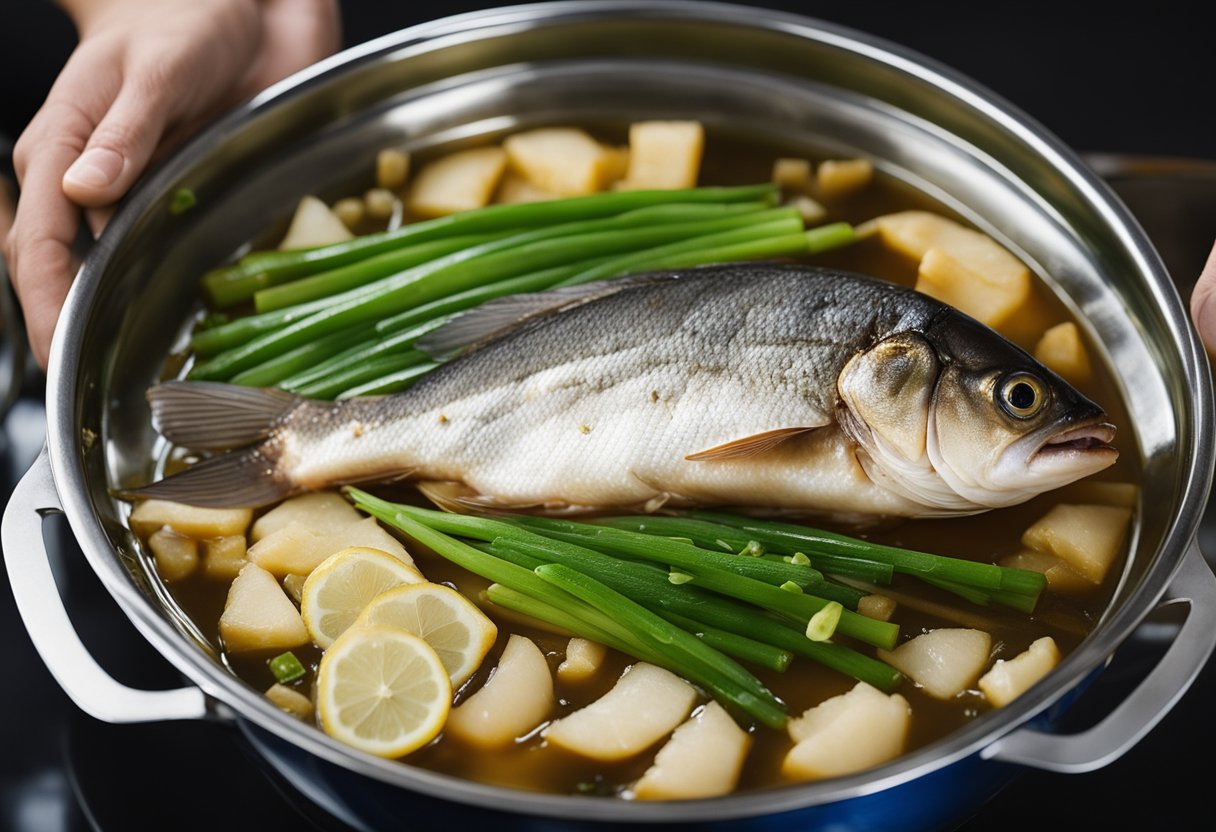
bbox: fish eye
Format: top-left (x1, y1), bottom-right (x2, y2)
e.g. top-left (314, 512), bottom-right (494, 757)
top-left (998, 373), bottom-right (1047, 419)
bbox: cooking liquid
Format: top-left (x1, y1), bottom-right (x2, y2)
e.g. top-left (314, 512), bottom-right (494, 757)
top-left (152, 131), bottom-right (1137, 797)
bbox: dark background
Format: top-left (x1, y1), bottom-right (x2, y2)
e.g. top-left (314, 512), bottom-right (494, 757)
top-left (4, 1), bottom-right (1214, 160)
top-left (0, 2), bottom-right (1213, 831)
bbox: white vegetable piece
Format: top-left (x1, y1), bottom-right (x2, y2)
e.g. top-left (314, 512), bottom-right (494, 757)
top-left (619, 121), bottom-right (704, 190)
top-left (787, 195), bottom-right (827, 225)
top-left (265, 684), bottom-right (313, 719)
top-left (331, 197), bottom-right (365, 231)
top-left (251, 491), bottom-right (365, 542)
top-left (445, 635), bottom-right (554, 749)
top-left (129, 499), bottom-right (251, 539)
top-left (874, 211), bottom-right (1031, 330)
top-left (494, 171), bottom-right (558, 204)
top-left (1033, 321), bottom-right (1092, 384)
top-left (999, 549), bottom-right (1092, 595)
top-left (858, 594), bottom-right (897, 622)
top-left (278, 195), bottom-right (354, 250)
top-left (148, 527), bottom-right (199, 582)
top-left (1055, 480), bottom-right (1138, 509)
top-left (878, 628), bottom-right (992, 700)
top-left (1021, 504), bottom-right (1133, 583)
top-left (542, 663), bottom-right (698, 761)
top-left (248, 517), bottom-right (412, 577)
top-left (979, 637), bottom-right (1060, 707)
top-left (783, 682), bottom-right (911, 781)
top-left (282, 573), bottom-right (307, 604)
top-left (771, 157), bottom-right (813, 191)
top-left (503, 127), bottom-right (617, 196)
top-left (407, 146), bottom-right (507, 218)
top-left (557, 638), bottom-right (608, 683)
top-left (632, 702), bottom-right (751, 800)
top-left (815, 158), bottom-right (873, 200)
top-left (917, 247), bottom-right (1030, 331)
top-left (200, 535), bottom-right (247, 582)
top-left (363, 187), bottom-right (397, 221)
top-left (376, 148), bottom-right (411, 191)
top-left (219, 563), bottom-right (309, 652)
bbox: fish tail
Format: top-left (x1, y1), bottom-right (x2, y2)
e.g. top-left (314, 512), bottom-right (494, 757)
top-left (147, 380), bottom-right (300, 449)
top-left (121, 448), bottom-right (293, 508)
top-left (121, 381), bottom-right (303, 508)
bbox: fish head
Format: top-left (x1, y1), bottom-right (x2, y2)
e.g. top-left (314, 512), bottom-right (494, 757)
top-left (838, 310), bottom-right (1117, 513)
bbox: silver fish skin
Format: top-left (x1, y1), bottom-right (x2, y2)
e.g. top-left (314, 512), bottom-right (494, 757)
top-left (136, 263), bottom-right (1117, 518)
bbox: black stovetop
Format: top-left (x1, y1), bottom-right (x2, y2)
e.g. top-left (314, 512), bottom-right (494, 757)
top-left (2, 4), bottom-right (1214, 831)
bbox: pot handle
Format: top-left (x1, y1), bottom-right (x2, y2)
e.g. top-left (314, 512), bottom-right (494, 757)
top-left (984, 538), bottom-right (1216, 772)
top-left (2, 447), bottom-right (211, 723)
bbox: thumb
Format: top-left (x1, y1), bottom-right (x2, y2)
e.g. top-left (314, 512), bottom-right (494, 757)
top-left (1190, 240), bottom-right (1216, 354)
top-left (62, 81), bottom-right (170, 207)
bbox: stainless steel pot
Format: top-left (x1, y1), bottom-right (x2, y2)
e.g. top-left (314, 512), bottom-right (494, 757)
top-left (5, 3), bottom-right (1215, 830)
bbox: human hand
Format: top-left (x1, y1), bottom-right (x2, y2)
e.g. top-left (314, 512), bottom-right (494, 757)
top-left (3, 0), bottom-right (341, 369)
top-left (1191, 241), bottom-right (1216, 357)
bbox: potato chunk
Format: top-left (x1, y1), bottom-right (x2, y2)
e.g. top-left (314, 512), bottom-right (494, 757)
top-left (248, 517), bottom-right (412, 577)
top-left (1021, 504), bottom-right (1133, 583)
top-left (916, 247), bottom-right (1031, 330)
top-left (783, 682), bottom-right (910, 781)
top-left (278, 195), bottom-right (354, 250)
top-left (1034, 321), bottom-right (1092, 384)
top-left (632, 702), bottom-right (751, 800)
top-left (129, 499), bottom-right (252, 539)
top-left (363, 187), bottom-right (397, 221)
top-left (816, 158), bottom-right (873, 200)
top-left (1055, 480), bottom-right (1138, 509)
top-left (858, 594), bottom-right (897, 622)
top-left (265, 683), bottom-right (313, 719)
top-left (282, 573), bottom-right (307, 604)
top-left (772, 157), bottom-right (813, 191)
top-left (148, 527), bottom-right (199, 583)
top-left (618, 121), bottom-right (704, 190)
top-left (332, 197), bottom-right (364, 231)
top-left (494, 171), bottom-right (558, 204)
top-left (557, 638), bottom-right (608, 683)
top-left (878, 629), bottom-right (991, 700)
top-left (542, 663), bottom-right (697, 761)
top-left (979, 637), bottom-right (1060, 707)
top-left (200, 535), bottom-right (247, 581)
top-left (787, 195), bottom-right (827, 225)
top-left (375, 148), bottom-right (411, 191)
top-left (406, 146), bottom-right (507, 218)
top-left (999, 549), bottom-right (1092, 595)
top-left (220, 563), bottom-right (309, 652)
top-left (445, 635), bottom-right (554, 748)
top-left (601, 146), bottom-right (630, 186)
top-left (874, 211), bottom-right (1031, 330)
top-left (251, 491), bottom-right (364, 542)
top-left (504, 127), bottom-right (616, 196)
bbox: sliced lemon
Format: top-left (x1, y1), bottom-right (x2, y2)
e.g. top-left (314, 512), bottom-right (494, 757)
top-left (301, 546), bottom-right (425, 648)
top-left (355, 582), bottom-right (498, 688)
top-left (316, 625), bottom-right (451, 758)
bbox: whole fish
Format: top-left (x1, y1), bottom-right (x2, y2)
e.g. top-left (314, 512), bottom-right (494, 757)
top-left (133, 263), bottom-right (1117, 519)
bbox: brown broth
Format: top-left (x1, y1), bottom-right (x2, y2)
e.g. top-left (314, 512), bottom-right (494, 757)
top-left (144, 128), bottom-right (1139, 799)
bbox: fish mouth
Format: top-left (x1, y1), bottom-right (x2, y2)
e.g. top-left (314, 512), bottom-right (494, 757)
top-left (1029, 418), bottom-right (1119, 473)
top-left (1037, 419), bottom-right (1118, 454)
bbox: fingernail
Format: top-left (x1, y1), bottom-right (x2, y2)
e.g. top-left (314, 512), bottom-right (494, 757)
top-left (64, 147), bottom-right (124, 190)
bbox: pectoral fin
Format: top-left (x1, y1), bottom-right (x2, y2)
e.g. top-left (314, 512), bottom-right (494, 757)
top-left (686, 427), bottom-right (819, 461)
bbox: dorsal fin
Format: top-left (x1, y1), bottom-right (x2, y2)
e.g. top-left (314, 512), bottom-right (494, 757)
top-left (416, 275), bottom-right (669, 360)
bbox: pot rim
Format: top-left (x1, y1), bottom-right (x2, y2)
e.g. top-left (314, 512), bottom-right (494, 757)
top-left (42, 0), bottom-right (1214, 822)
